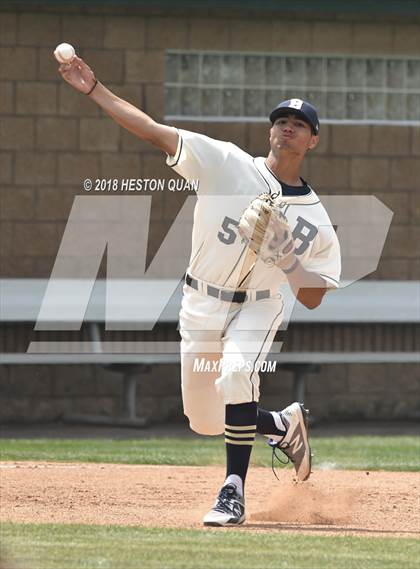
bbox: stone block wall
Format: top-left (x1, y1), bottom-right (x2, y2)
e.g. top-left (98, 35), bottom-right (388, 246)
top-left (1, 3), bottom-right (419, 279)
top-left (0, 362), bottom-right (184, 424)
top-left (2, 359), bottom-right (419, 424)
top-left (0, 3), bottom-right (419, 422)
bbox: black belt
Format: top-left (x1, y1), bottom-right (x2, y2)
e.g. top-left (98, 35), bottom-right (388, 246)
top-left (185, 274), bottom-right (270, 303)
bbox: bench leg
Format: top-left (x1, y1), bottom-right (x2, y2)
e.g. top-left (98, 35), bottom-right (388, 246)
top-left (293, 369), bottom-right (306, 404)
top-left (123, 373), bottom-right (138, 421)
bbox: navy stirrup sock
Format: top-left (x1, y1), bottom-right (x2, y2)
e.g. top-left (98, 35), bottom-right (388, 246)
top-left (225, 402), bottom-right (257, 494)
top-left (256, 407), bottom-right (287, 436)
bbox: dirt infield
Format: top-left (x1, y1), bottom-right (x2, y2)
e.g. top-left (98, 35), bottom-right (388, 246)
top-left (1, 462), bottom-right (419, 538)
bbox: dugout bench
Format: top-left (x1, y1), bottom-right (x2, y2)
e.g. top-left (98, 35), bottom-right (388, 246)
top-left (1, 279), bottom-right (419, 426)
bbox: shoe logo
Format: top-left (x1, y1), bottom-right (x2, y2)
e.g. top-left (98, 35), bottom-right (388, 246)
top-left (290, 434), bottom-right (303, 454)
top-left (214, 486), bottom-right (244, 518)
top-left (231, 502), bottom-right (243, 517)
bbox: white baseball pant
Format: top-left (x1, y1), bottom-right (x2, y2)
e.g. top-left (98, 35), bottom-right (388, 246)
top-left (179, 283), bottom-right (284, 435)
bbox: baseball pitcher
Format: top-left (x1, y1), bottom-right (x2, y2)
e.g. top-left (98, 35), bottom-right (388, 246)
top-left (59, 55), bottom-right (341, 527)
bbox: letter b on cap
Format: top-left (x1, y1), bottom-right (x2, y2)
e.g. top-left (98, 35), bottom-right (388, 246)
top-left (290, 99), bottom-right (304, 109)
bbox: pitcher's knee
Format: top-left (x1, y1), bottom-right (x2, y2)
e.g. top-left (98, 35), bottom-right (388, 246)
top-left (216, 370), bottom-right (260, 405)
top-left (186, 415), bottom-right (224, 436)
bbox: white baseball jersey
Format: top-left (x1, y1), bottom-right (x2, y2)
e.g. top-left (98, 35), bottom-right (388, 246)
top-left (167, 129), bottom-right (341, 291)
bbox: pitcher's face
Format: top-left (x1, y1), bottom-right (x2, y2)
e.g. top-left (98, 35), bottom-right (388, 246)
top-left (269, 113), bottom-right (319, 157)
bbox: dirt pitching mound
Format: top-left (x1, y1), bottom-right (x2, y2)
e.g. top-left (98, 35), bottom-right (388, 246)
top-left (252, 479), bottom-right (354, 526)
top-left (1, 462), bottom-right (418, 537)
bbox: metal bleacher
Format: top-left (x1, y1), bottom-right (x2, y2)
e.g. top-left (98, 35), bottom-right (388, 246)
top-left (1, 279), bottom-right (419, 426)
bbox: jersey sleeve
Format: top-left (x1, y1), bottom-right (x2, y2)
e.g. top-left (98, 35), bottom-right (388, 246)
top-left (166, 129), bottom-right (231, 191)
top-left (305, 226), bottom-right (341, 288)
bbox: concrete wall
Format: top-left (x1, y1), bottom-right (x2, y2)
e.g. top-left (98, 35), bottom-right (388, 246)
top-left (0, 3), bottom-right (419, 422)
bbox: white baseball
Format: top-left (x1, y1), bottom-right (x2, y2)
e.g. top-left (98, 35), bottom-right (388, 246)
top-left (54, 43), bottom-right (76, 64)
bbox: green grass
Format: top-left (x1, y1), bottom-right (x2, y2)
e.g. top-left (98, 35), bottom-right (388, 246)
top-left (1, 523), bottom-right (419, 569)
top-left (1, 436), bottom-right (419, 471)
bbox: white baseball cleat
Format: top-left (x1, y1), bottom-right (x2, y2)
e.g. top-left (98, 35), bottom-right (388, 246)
top-left (268, 402), bottom-right (312, 481)
top-left (203, 483), bottom-right (245, 527)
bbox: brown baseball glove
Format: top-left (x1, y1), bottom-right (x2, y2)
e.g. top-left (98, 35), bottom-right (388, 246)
top-left (238, 193), bottom-right (295, 267)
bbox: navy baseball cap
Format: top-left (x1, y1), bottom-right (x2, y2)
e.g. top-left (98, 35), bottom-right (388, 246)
top-left (269, 99), bottom-right (320, 135)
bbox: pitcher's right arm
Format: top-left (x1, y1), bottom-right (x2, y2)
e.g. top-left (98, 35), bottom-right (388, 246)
top-left (59, 56), bottom-right (178, 156)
